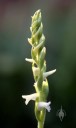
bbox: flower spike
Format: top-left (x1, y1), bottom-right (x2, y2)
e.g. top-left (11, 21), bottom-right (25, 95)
top-left (22, 10), bottom-right (56, 128)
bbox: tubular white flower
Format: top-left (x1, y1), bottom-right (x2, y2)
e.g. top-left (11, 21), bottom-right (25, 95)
top-left (25, 58), bottom-right (34, 63)
top-left (22, 93), bottom-right (39, 105)
top-left (43, 69), bottom-right (56, 79)
top-left (38, 101), bottom-right (51, 112)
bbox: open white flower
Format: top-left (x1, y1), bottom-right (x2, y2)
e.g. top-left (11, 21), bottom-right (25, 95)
top-left (22, 93), bottom-right (39, 105)
top-left (43, 69), bottom-right (56, 79)
top-left (38, 101), bottom-right (51, 112)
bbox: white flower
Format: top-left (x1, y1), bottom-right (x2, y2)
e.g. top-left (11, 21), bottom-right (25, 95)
top-left (22, 93), bottom-right (39, 105)
top-left (22, 93), bottom-right (51, 112)
top-left (25, 58), bottom-right (34, 63)
top-left (38, 101), bottom-right (51, 112)
top-left (43, 69), bottom-right (56, 79)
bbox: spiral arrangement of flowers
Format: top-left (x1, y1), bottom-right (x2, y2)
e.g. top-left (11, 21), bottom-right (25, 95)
top-left (22, 10), bottom-right (56, 128)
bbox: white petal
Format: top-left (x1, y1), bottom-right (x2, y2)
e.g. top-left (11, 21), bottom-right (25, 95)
top-left (43, 69), bottom-right (56, 79)
top-left (38, 101), bottom-right (51, 112)
top-left (22, 93), bottom-right (39, 105)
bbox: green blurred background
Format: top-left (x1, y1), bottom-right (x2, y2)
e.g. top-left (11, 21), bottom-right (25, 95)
top-left (0, 0), bottom-right (76, 128)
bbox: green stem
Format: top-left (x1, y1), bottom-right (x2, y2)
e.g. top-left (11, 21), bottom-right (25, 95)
top-left (38, 121), bottom-right (44, 128)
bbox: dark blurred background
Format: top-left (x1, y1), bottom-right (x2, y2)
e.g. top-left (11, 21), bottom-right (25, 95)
top-left (0, 0), bottom-right (76, 128)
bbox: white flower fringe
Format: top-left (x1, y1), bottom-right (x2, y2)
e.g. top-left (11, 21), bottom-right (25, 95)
top-left (38, 101), bottom-right (51, 112)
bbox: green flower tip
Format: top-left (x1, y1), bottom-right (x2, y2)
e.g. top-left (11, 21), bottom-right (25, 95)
top-left (31, 9), bottom-right (41, 22)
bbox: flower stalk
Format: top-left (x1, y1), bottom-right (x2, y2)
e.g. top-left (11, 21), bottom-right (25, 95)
top-left (22, 9), bottom-right (56, 128)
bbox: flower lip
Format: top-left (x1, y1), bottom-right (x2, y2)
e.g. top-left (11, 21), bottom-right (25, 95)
top-left (38, 101), bottom-right (51, 112)
top-left (22, 93), bottom-right (39, 105)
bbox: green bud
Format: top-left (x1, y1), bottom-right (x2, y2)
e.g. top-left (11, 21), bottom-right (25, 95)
top-left (39, 47), bottom-right (46, 69)
top-left (42, 80), bottom-right (49, 99)
top-left (32, 10), bottom-right (41, 23)
top-left (32, 66), bottom-right (40, 81)
top-left (32, 19), bottom-right (41, 34)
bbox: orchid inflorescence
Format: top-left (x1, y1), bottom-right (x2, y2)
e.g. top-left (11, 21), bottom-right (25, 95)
top-left (22, 10), bottom-right (56, 128)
